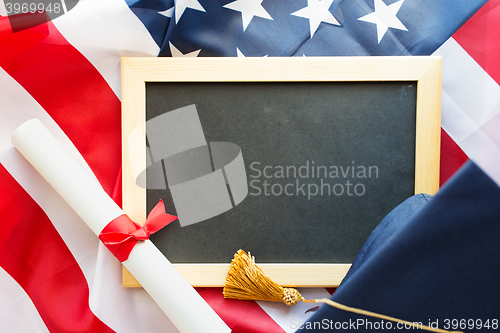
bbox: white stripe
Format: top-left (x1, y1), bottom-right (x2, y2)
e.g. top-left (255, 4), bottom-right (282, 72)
top-left (0, 268), bottom-right (50, 333)
top-left (458, 126), bottom-right (500, 185)
top-left (0, 1), bottom-right (7, 16)
top-left (0, 68), bottom-right (175, 333)
top-left (0, 67), bottom-right (100, 265)
top-left (433, 38), bottom-right (500, 142)
top-left (257, 288), bottom-right (333, 333)
top-left (433, 38), bottom-right (500, 186)
top-left (51, 0), bottom-right (160, 98)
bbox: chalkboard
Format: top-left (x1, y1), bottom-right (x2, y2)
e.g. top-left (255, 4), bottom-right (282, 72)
top-left (121, 57), bottom-right (442, 287)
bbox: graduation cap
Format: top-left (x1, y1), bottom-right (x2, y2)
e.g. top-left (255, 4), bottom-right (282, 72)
top-left (295, 160), bottom-right (500, 332)
top-left (224, 161), bottom-right (500, 332)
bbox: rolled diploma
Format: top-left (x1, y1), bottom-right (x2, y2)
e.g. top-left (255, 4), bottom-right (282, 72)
top-left (12, 119), bottom-right (230, 333)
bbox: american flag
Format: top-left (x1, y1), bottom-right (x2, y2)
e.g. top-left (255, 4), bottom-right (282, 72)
top-left (0, 0), bottom-right (498, 332)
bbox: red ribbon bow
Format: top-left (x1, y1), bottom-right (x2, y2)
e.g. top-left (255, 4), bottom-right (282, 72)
top-left (98, 200), bottom-right (178, 262)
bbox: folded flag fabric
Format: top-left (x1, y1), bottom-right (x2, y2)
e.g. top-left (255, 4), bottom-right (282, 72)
top-left (298, 160), bottom-right (500, 332)
top-left (0, 0), bottom-right (498, 332)
top-left (159, 0), bottom-right (484, 57)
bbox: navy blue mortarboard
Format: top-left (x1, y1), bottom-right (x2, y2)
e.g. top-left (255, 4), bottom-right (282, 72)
top-left (298, 161), bottom-right (500, 332)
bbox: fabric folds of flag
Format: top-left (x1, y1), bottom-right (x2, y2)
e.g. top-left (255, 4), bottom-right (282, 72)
top-left (0, 0), bottom-right (498, 332)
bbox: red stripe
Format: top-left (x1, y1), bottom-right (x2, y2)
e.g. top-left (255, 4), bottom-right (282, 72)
top-left (440, 129), bottom-right (469, 186)
top-left (197, 287), bottom-right (286, 333)
top-left (0, 164), bottom-right (115, 333)
top-left (453, 1), bottom-right (500, 85)
top-left (0, 21), bottom-right (122, 204)
top-left (0, 16), bottom-right (13, 33)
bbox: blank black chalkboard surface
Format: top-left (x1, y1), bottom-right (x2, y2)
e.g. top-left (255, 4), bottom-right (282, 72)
top-left (121, 57), bottom-right (442, 287)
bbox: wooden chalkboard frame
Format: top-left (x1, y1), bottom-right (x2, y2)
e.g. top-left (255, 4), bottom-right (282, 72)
top-left (121, 57), bottom-right (442, 288)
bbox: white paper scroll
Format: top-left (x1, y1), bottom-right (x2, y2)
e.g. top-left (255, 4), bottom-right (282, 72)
top-left (11, 119), bottom-right (230, 333)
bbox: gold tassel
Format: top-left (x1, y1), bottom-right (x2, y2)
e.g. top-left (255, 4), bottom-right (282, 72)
top-left (223, 249), bottom-right (302, 305)
top-left (223, 250), bottom-right (462, 333)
